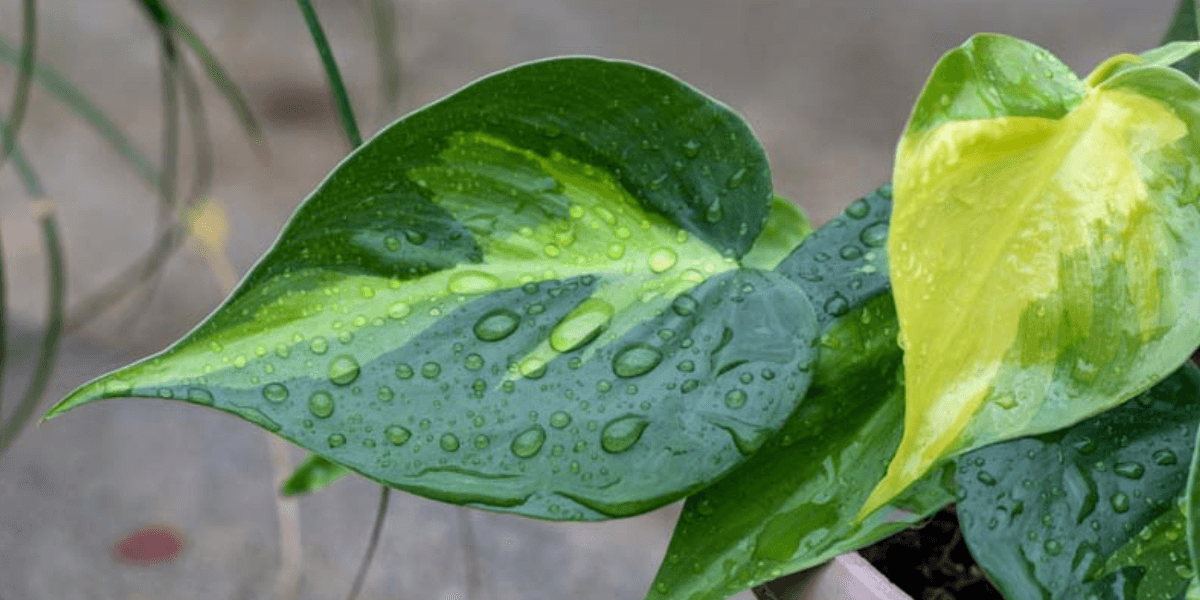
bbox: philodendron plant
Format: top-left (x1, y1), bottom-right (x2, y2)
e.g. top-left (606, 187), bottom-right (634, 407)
top-left (41, 18), bottom-right (1200, 600)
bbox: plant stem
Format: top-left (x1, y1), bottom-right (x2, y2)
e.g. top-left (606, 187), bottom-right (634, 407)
top-left (0, 0), bottom-right (37, 172)
top-left (345, 487), bottom-right (390, 600)
top-left (295, 0), bottom-right (363, 149)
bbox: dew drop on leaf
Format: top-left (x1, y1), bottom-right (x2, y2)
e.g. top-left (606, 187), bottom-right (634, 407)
top-left (648, 248), bottom-right (678, 273)
top-left (464, 353), bottom-right (484, 371)
top-left (511, 425), bottom-right (546, 458)
top-left (187, 387), bottom-right (214, 406)
top-left (388, 302), bottom-right (411, 320)
top-left (550, 298), bottom-right (614, 352)
top-left (724, 389), bottom-right (748, 409)
top-left (607, 242), bottom-right (626, 260)
top-left (845, 198), bottom-right (870, 219)
top-left (859, 222), bottom-right (888, 247)
top-left (328, 433), bottom-right (346, 448)
top-left (726, 167), bottom-right (747, 189)
top-left (1043, 539), bottom-right (1063, 556)
top-left (328, 355), bottom-right (361, 386)
top-left (310, 337), bottom-right (329, 355)
top-left (474, 309), bottom-right (521, 342)
top-left (601, 415), bottom-right (650, 454)
top-left (308, 391), bottom-right (335, 419)
top-left (1110, 492), bottom-right (1130, 513)
top-left (550, 411), bottom-right (572, 429)
top-left (682, 139), bottom-right (701, 158)
top-left (823, 293), bottom-right (850, 317)
top-left (262, 383), bottom-right (289, 403)
top-left (421, 362), bottom-right (441, 379)
top-left (449, 271), bottom-right (502, 295)
top-left (671, 294), bottom-right (698, 317)
top-left (395, 363), bottom-right (414, 379)
top-left (1113, 461), bottom-right (1145, 479)
top-left (440, 433), bottom-right (460, 452)
top-left (976, 471), bottom-right (997, 486)
top-left (1153, 449), bottom-right (1178, 466)
top-left (612, 344), bottom-right (664, 378)
top-left (385, 425), bottom-right (411, 446)
top-left (404, 230), bottom-right (426, 245)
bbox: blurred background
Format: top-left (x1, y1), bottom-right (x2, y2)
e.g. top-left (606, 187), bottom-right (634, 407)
top-left (0, 1), bottom-right (1181, 599)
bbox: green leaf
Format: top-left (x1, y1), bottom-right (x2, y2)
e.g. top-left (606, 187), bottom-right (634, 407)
top-left (646, 189), bottom-right (953, 599)
top-left (957, 364), bottom-right (1200, 599)
top-left (865, 34), bottom-right (1200, 514)
top-left (1187, 413), bottom-right (1200, 590)
top-left (45, 57), bottom-right (820, 521)
top-left (739, 194), bottom-right (812, 271)
top-left (282, 454), bottom-right (352, 496)
top-left (1164, 0), bottom-right (1200, 79)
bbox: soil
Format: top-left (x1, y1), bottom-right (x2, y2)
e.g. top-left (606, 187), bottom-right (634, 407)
top-left (859, 504), bottom-right (1003, 600)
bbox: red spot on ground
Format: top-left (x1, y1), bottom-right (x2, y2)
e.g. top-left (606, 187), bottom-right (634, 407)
top-left (113, 525), bottom-right (184, 566)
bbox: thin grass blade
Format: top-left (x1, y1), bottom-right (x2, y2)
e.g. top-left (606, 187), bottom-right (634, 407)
top-left (0, 0), bottom-right (37, 172)
top-left (296, 0), bottom-right (363, 148)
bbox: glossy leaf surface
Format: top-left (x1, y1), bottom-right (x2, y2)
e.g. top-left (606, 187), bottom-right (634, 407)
top-left (46, 58), bottom-right (821, 521)
top-left (958, 364), bottom-right (1200, 599)
top-left (867, 34), bottom-right (1200, 513)
top-left (647, 189), bottom-right (954, 599)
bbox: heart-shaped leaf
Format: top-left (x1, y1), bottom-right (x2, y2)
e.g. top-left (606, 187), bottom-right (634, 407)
top-left (957, 364), bottom-right (1200, 599)
top-left (864, 34), bottom-right (1200, 515)
top-left (45, 57), bottom-right (821, 521)
top-left (646, 188), bottom-right (953, 599)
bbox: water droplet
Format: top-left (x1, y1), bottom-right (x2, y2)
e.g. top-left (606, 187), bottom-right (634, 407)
top-left (405, 230), bottom-right (427, 245)
top-left (724, 389), bottom-right (748, 409)
top-left (103, 379), bottom-right (134, 397)
top-left (388, 302), bottom-right (411, 320)
top-left (1114, 462), bottom-right (1145, 479)
top-left (308, 392), bottom-right (335, 419)
top-left (232, 355), bottom-right (248, 369)
top-left (845, 199), bottom-right (870, 219)
top-left (518, 356), bottom-right (547, 379)
top-left (464, 353), bottom-right (484, 371)
top-left (671, 294), bottom-right (698, 317)
top-left (681, 379), bottom-right (700, 393)
top-left (995, 393), bottom-right (1018, 410)
top-left (726, 167), bottom-right (747, 189)
top-left (1110, 493), bottom-right (1130, 513)
top-left (613, 344), bottom-right (664, 378)
top-left (1072, 437), bottom-right (1096, 454)
top-left (606, 242), bottom-right (626, 260)
top-left (649, 248), bottom-right (678, 273)
top-left (328, 355), bottom-right (361, 386)
top-left (1044, 539), bottom-right (1063, 556)
top-left (262, 383), bottom-right (289, 403)
top-left (601, 415), bottom-right (650, 453)
top-left (377, 386), bottom-right (394, 402)
top-left (187, 387), bottom-right (214, 406)
top-left (550, 411), bottom-right (572, 429)
top-left (440, 433), bottom-right (460, 452)
top-left (1153, 449), bottom-right (1178, 466)
top-left (511, 425), bottom-right (546, 458)
top-left (449, 271), bottom-right (502, 295)
top-left (682, 139), bottom-right (701, 158)
top-left (328, 433), bottom-right (346, 448)
top-left (384, 236), bottom-right (401, 251)
top-left (310, 337), bottom-right (329, 355)
top-left (676, 360), bottom-right (695, 373)
top-left (474, 309), bottom-right (521, 341)
top-left (860, 222), bottom-right (887, 247)
top-left (839, 245), bottom-right (862, 260)
top-left (421, 362), bottom-right (441, 379)
top-left (704, 200), bottom-right (723, 223)
top-left (395, 363), bottom-right (414, 379)
top-left (823, 293), bottom-right (850, 317)
top-left (384, 425), bottom-right (411, 446)
top-left (976, 471), bottom-right (997, 486)
top-left (550, 298), bottom-right (614, 352)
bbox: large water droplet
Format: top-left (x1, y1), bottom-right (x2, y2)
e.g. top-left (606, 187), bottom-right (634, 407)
top-left (613, 344), bottom-right (664, 378)
top-left (187, 387), bottom-right (215, 406)
top-left (1114, 462), bottom-right (1145, 480)
top-left (601, 415), bottom-right (649, 453)
top-left (385, 425), bottom-right (411, 446)
top-left (308, 392), bottom-right (335, 418)
top-left (440, 433), bottom-right (461, 452)
top-left (550, 411), bottom-right (572, 429)
top-left (550, 298), bottom-right (614, 352)
top-left (839, 245), bottom-right (862, 260)
top-left (464, 353), bottom-right (484, 371)
top-left (649, 248), bottom-right (678, 273)
top-left (388, 302), bottom-right (411, 320)
top-left (1110, 493), bottom-right (1130, 513)
top-left (328, 355), bottom-right (361, 386)
top-left (671, 294), bottom-right (698, 317)
top-left (310, 337), bottom-right (329, 355)
top-left (449, 271), bottom-right (502, 295)
top-left (845, 199), bottom-right (870, 219)
top-left (859, 222), bottom-right (888, 247)
top-left (474, 309), bottom-right (521, 341)
top-left (1153, 449), bottom-right (1178, 466)
top-left (823, 293), bottom-right (850, 317)
top-left (724, 389), bottom-right (747, 409)
top-left (421, 362), bottom-right (441, 379)
top-left (511, 425), bottom-right (546, 458)
top-left (262, 383), bottom-right (289, 403)
top-left (395, 363), bottom-right (414, 379)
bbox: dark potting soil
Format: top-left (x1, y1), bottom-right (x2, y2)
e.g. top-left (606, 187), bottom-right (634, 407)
top-left (859, 504), bottom-right (1003, 600)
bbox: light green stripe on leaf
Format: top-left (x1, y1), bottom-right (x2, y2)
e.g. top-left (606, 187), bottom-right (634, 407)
top-left (863, 34), bottom-right (1200, 516)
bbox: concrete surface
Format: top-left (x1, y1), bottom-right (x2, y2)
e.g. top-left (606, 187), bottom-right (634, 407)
top-left (0, 0), bottom-right (1181, 598)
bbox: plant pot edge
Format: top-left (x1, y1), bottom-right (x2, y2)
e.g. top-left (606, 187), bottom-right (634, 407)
top-left (796, 552), bottom-right (912, 600)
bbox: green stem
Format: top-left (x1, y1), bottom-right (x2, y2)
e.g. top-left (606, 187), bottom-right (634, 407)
top-left (0, 0), bottom-right (36, 171)
top-left (296, 0), bottom-right (363, 148)
top-left (369, 0), bottom-right (402, 113)
top-left (345, 487), bottom-right (389, 600)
